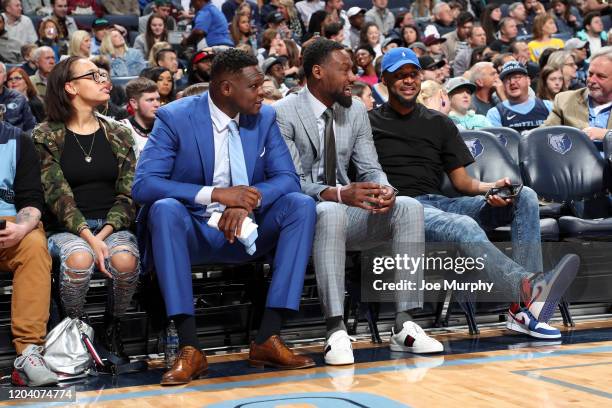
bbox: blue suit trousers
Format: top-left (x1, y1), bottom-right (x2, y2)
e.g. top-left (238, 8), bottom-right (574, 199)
top-left (147, 192), bottom-right (316, 316)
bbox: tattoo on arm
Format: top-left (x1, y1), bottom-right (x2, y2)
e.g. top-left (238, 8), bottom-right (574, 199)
top-left (16, 207), bottom-right (41, 226)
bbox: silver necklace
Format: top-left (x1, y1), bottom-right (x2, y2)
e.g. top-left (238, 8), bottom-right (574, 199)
top-left (70, 127), bottom-right (97, 163)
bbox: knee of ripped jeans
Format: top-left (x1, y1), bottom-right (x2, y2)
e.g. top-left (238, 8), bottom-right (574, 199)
top-left (107, 248), bottom-right (140, 284)
top-left (61, 250), bottom-right (95, 283)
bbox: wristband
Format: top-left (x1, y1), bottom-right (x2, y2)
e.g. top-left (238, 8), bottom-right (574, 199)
top-left (336, 185), bottom-right (343, 203)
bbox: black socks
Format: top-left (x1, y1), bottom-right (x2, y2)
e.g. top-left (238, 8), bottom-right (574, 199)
top-left (172, 314), bottom-right (200, 349)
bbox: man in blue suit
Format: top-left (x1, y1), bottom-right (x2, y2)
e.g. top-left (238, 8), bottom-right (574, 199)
top-left (132, 49), bottom-right (316, 386)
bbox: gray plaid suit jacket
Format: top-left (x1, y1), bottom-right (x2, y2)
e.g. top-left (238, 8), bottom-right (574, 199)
top-left (273, 87), bottom-right (390, 199)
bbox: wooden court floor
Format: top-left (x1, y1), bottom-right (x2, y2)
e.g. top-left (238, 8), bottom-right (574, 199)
top-left (2, 319), bottom-right (612, 407)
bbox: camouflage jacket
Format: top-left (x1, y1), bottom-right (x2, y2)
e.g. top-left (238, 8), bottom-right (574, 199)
top-left (32, 114), bottom-right (137, 235)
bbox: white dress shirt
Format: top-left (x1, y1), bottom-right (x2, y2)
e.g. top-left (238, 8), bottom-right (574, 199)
top-left (304, 86), bottom-right (338, 185)
top-left (194, 96), bottom-right (240, 215)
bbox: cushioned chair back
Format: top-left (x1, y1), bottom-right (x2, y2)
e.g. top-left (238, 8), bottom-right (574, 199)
top-left (481, 127), bottom-right (521, 164)
top-left (460, 130), bottom-right (522, 183)
top-left (440, 131), bottom-right (521, 196)
top-left (519, 126), bottom-right (610, 203)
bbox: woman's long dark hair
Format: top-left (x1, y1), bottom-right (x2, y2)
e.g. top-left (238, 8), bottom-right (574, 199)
top-left (45, 56), bottom-right (82, 123)
top-left (145, 14), bottom-right (168, 56)
top-left (140, 66), bottom-right (175, 103)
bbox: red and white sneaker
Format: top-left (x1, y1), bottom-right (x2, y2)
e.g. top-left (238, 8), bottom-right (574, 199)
top-left (389, 321), bottom-right (443, 354)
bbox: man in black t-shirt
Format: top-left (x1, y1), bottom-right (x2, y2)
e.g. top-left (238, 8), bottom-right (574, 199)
top-left (369, 47), bottom-right (580, 340)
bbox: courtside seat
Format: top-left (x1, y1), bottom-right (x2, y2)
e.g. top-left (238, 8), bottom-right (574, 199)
top-left (520, 126), bottom-right (612, 239)
top-left (459, 130), bottom-right (559, 241)
top-left (481, 127), bottom-right (521, 164)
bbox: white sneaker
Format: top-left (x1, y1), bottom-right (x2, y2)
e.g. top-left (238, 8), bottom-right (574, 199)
top-left (324, 330), bottom-right (355, 365)
top-left (389, 321), bottom-right (444, 354)
top-left (12, 344), bottom-right (58, 386)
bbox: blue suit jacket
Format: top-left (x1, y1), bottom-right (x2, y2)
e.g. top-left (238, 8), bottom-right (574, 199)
top-left (132, 92), bottom-right (300, 271)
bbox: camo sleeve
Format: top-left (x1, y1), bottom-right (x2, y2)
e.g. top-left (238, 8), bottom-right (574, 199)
top-left (32, 125), bottom-right (89, 235)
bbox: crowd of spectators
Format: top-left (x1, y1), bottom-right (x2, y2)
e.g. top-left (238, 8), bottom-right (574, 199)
top-left (1, 0), bottom-right (611, 135)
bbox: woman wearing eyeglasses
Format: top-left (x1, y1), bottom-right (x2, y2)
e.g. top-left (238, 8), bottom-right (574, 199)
top-left (32, 57), bottom-right (139, 363)
top-left (6, 67), bottom-right (46, 123)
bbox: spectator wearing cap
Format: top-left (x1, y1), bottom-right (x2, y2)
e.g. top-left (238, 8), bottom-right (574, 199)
top-left (2, 0), bottom-right (37, 47)
top-left (470, 61), bottom-right (504, 116)
top-left (0, 14), bottom-right (22, 63)
top-left (409, 42), bottom-right (427, 57)
top-left (490, 18), bottom-right (519, 54)
top-left (422, 35), bottom-right (446, 62)
top-left (365, 0), bottom-right (395, 36)
top-left (347, 7), bottom-right (366, 50)
top-left (550, 0), bottom-right (582, 36)
top-left (543, 47), bottom-right (612, 141)
top-left (296, 0), bottom-right (324, 27)
top-left (382, 37), bottom-right (401, 54)
top-left (188, 48), bottom-right (214, 84)
top-left (265, 10), bottom-right (288, 32)
top-left (262, 56), bottom-right (289, 95)
top-left (139, 0), bottom-right (177, 34)
top-left (486, 61), bottom-right (552, 132)
top-left (508, 2), bottom-right (530, 37)
top-left (360, 22), bottom-right (383, 58)
top-left (419, 55), bottom-right (444, 83)
top-left (355, 44), bottom-right (378, 85)
top-left (185, 0), bottom-right (234, 47)
top-left (577, 12), bottom-right (607, 56)
top-left (222, 0), bottom-right (260, 30)
top-left (446, 77), bottom-right (491, 130)
top-left (101, 0), bottom-right (139, 15)
top-left (442, 12), bottom-right (473, 65)
top-left (429, 2), bottom-right (455, 37)
top-left (453, 25), bottom-right (487, 77)
top-left (566, 38), bottom-right (589, 87)
top-left (90, 18), bottom-right (111, 55)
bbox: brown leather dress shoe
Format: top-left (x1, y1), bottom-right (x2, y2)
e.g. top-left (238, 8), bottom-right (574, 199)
top-left (248, 335), bottom-right (315, 369)
top-left (160, 346), bottom-right (208, 386)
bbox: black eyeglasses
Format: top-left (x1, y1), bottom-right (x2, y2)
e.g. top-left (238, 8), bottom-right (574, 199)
top-left (69, 71), bottom-right (109, 83)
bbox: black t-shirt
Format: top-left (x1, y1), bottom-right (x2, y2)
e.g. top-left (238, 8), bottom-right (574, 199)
top-left (368, 103), bottom-right (474, 197)
top-left (60, 127), bottom-right (118, 220)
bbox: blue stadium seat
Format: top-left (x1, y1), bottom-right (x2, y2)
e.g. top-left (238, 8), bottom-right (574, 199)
top-left (520, 126), bottom-right (612, 240)
top-left (112, 76), bottom-right (138, 89)
top-left (73, 14), bottom-right (97, 30)
top-left (480, 127), bottom-right (521, 164)
top-left (104, 15), bottom-right (139, 31)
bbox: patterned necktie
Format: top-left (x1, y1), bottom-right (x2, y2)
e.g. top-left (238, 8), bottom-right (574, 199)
top-left (322, 108), bottom-right (337, 186)
top-left (227, 120), bottom-right (257, 255)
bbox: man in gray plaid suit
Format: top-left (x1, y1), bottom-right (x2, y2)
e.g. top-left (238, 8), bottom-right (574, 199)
top-left (273, 38), bottom-right (443, 366)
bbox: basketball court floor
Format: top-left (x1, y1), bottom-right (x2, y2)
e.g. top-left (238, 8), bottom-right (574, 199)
top-left (2, 316), bottom-right (611, 407)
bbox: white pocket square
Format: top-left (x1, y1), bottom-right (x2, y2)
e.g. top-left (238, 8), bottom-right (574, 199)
top-left (259, 147), bottom-right (266, 157)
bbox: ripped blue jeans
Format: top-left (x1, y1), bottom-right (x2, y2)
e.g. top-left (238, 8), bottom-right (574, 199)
top-left (48, 219), bottom-right (140, 318)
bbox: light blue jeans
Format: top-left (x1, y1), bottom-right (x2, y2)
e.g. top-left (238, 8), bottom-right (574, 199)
top-left (48, 219), bottom-right (140, 318)
top-left (416, 186), bottom-right (542, 299)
